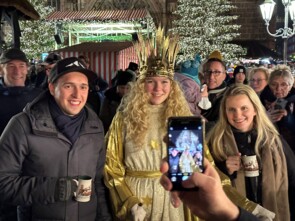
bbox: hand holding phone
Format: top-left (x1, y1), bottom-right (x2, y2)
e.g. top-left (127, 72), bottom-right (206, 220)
top-left (167, 117), bottom-right (204, 191)
top-left (274, 98), bottom-right (287, 110)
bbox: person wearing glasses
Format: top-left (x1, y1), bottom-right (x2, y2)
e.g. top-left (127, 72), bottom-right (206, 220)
top-left (260, 65), bottom-right (295, 155)
top-left (200, 55), bottom-right (228, 131)
top-left (248, 67), bottom-right (270, 95)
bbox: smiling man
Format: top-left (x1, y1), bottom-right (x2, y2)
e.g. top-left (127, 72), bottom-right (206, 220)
top-left (201, 57), bottom-right (228, 131)
top-left (0, 57), bottom-right (112, 221)
top-left (0, 48), bottom-right (43, 221)
top-left (0, 48), bottom-right (42, 134)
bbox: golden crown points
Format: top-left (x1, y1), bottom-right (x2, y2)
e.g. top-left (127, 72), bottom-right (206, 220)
top-left (133, 26), bottom-right (180, 80)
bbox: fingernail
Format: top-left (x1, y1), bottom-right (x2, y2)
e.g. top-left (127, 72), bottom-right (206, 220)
top-left (171, 198), bottom-right (175, 206)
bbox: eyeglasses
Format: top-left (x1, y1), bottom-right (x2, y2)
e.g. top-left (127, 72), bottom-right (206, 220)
top-left (269, 82), bottom-right (290, 89)
top-left (249, 79), bottom-right (266, 84)
top-left (204, 70), bottom-right (224, 76)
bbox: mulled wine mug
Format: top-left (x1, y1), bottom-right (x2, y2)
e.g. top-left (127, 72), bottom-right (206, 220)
top-left (241, 155), bottom-right (259, 177)
top-left (73, 175), bottom-right (92, 202)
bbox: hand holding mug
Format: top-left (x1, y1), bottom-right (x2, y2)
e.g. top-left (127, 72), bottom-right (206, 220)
top-left (225, 153), bottom-right (241, 175)
top-left (73, 175), bottom-right (92, 202)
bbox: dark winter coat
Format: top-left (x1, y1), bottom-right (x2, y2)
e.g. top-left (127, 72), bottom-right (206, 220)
top-left (0, 85), bottom-right (41, 135)
top-left (202, 82), bottom-right (227, 132)
top-left (0, 91), bottom-right (112, 221)
top-left (260, 85), bottom-right (295, 154)
top-left (99, 87), bottom-right (122, 132)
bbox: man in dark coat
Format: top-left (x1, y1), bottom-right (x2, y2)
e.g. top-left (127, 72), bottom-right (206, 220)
top-left (0, 57), bottom-right (112, 221)
top-left (201, 57), bottom-right (228, 132)
top-left (0, 48), bottom-right (42, 220)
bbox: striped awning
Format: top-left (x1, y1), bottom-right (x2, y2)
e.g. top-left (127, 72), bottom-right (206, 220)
top-left (53, 41), bottom-right (137, 84)
top-left (46, 9), bottom-right (150, 21)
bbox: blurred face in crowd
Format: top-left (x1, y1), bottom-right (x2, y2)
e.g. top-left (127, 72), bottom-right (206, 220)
top-left (204, 61), bottom-right (226, 89)
top-left (225, 94), bottom-right (256, 132)
top-left (235, 73), bottom-right (246, 84)
top-left (45, 63), bottom-right (56, 76)
top-left (49, 72), bottom-right (89, 116)
top-left (144, 76), bottom-right (171, 105)
top-left (269, 76), bottom-right (292, 99)
top-left (249, 71), bottom-right (268, 94)
top-left (117, 84), bottom-right (130, 97)
top-left (1, 60), bottom-right (28, 87)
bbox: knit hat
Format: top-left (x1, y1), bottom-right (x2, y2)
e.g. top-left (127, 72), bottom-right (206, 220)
top-left (208, 50), bottom-right (223, 60)
top-left (115, 70), bottom-right (136, 86)
top-left (233, 65), bottom-right (246, 77)
top-left (0, 48), bottom-right (28, 64)
top-left (180, 54), bottom-right (201, 85)
top-left (48, 57), bottom-right (97, 83)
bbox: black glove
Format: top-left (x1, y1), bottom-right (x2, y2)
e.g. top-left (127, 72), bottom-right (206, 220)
top-left (54, 177), bottom-right (78, 201)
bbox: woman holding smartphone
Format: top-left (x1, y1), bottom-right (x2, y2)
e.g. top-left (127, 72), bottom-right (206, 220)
top-left (207, 84), bottom-right (295, 221)
top-left (260, 65), bottom-right (295, 154)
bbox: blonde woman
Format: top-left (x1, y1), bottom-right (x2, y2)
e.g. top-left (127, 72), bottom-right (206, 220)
top-left (207, 84), bottom-right (295, 221)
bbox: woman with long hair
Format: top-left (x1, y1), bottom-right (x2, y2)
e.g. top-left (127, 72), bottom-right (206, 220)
top-left (207, 84), bottom-right (295, 221)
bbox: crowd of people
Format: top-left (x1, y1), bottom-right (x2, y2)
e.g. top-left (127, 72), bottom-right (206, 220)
top-left (0, 26), bottom-right (294, 221)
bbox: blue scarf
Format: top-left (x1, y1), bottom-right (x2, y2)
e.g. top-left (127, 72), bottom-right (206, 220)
top-left (49, 97), bottom-right (86, 144)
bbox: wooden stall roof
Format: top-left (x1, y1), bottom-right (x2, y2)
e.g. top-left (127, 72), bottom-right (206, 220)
top-left (46, 9), bottom-right (150, 21)
top-left (0, 0), bottom-right (40, 20)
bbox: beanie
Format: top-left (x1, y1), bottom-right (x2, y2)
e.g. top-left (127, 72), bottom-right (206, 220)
top-left (233, 65), bottom-right (246, 77)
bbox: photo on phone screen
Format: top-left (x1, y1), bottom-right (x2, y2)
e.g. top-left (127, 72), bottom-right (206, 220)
top-left (167, 117), bottom-right (204, 190)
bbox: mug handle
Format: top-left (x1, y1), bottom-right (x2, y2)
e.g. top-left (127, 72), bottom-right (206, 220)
top-left (73, 179), bottom-right (79, 197)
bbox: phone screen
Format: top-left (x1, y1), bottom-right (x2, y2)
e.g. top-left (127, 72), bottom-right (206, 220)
top-left (167, 117), bottom-right (204, 190)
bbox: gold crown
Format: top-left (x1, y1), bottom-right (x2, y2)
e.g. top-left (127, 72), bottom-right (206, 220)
top-left (133, 26), bottom-right (180, 80)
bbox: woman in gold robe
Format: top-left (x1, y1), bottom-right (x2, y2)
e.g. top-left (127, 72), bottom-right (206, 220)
top-left (104, 27), bottom-right (273, 221)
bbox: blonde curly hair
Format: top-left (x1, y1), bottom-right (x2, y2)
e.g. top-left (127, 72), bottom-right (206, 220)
top-left (118, 78), bottom-right (192, 145)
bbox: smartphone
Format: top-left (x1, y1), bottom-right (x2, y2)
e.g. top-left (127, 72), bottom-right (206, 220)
top-left (274, 98), bottom-right (288, 110)
top-left (167, 116), bottom-right (204, 191)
